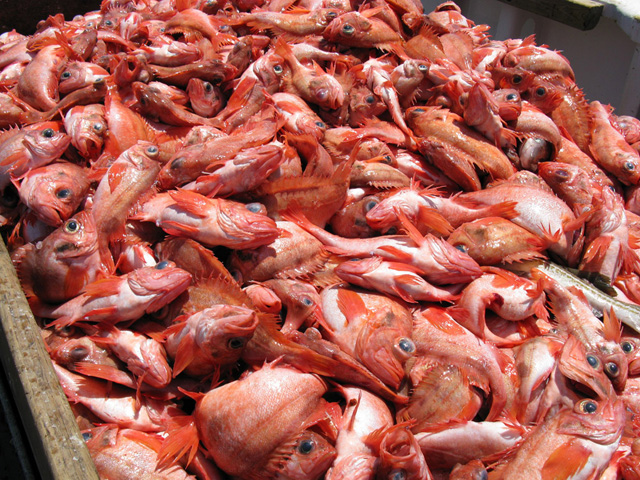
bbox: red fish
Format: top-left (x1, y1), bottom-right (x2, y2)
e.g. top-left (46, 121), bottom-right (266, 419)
top-left (63, 104), bottom-right (107, 159)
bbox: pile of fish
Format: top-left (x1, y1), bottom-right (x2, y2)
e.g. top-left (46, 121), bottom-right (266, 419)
top-left (4, 0), bottom-right (640, 477)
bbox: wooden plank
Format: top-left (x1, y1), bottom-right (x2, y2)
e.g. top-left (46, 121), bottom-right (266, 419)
top-left (0, 238), bottom-right (99, 480)
top-left (496, 0), bottom-right (604, 30)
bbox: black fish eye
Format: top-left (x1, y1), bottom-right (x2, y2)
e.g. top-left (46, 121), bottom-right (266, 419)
top-left (625, 161), bottom-right (636, 171)
top-left (413, 108), bottom-right (425, 114)
top-left (171, 157), bottom-right (184, 169)
top-left (64, 219), bottom-right (80, 233)
top-left (586, 354), bottom-right (599, 368)
top-left (146, 145), bottom-right (159, 155)
top-left (93, 123), bottom-right (103, 132)
top-left (61, 71), bottom-right (71, 79)
top-left (383, 155), bottom-right (392, 163)
top-left (398, 337), bottom-right (415, 353)
top-left (155, 261), bottom-right (169, 270)
top-left (82, 432), bottom-right (92, 441)
top-left (535, 87), bottom-right (546, 96)
top-left (386, 227), bottom-right (397, 234)
top-left (454, 244), bottom-right (467, 253)
top-left (298, 439), bottom-right (315, 454)
top-left (273, 65), bottom-right (283, 74)
top-left (69, 346), bottom-right (89, 361)
top-left (140, 96), bottom-right (148, 106)
top-left (581, 400), bottom-right (598, 414)
top-left (204, 82), bottom-right (213, 93)
top-left (365, 95), bottom-right (375, 104)
top-left (42, 128), bottom-right (55, 138)
top-left (364, 199), bottom-right (378, 212)
top-left (245, 203), bottom-right (262, 213)
top-left (228, 337), bottom-right (246, 349)
top-left (315, 121), bottom-right (325, 128)
top-left (301, 296), bottom-right (313, 306)
top-left (418, 63), bottom-right (428, 71)
top-left (622, 341), bottom-right (634, 353)
top-left (605, 362), bottom-right (619, 376)
top-left (342, 24), bottom-right (355, 35)
top-left (219, 25), bottom-right (229, 31)
top-left (506, 93), bottom-right (517, 101)
top-left (389, 469), bottom-right (407, 480)
top-left (56, 188), bottom-right (71, 199)
top-left (512, 74), bottom-right (522, 84)
top-left (104, 19), bottom-right (113, 26)
top-left (326, 11), bottom-right (337, 19)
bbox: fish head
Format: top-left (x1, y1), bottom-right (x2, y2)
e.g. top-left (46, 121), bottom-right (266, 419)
top-left (492, 88), bottom-right (522, 121)
top-left (64, 105), bottom-right (108, 159)
top-left (349, 85), bottom-right (386, 126)
top-left (524, 76), bottom-right (564, 114)
top-left (621, 337), bottom-right (640, 375)
top-left (491, 66), bottom-right (535, 92)
top-left (253, 52), bottom-right (286, 91)
top-left (186, 78), bottom-right (223, 117)
top-left (50, 336), bottom-right (108, 370)
top-left (308, 75), bottom-right (345, 110)
top-left (364, 194), bottom-right (410, 232)
top-left (558, 397), bottom-right (625, 446)
top-left (47, 211), bottom-right (100, 260)
top-left (59, 63), bottom-right (91, 94)
top-left (218, 201), bottom-right (280, 249)
top-left (127, 261), bottom-right (192, 312)
top-left (374, 424), bottom-right (430, 480)
top-left (21, 164), bottom-right (90, 227)
top-left (322, 12), bottom-right (371, 44)
top-left (22, 122), bottom-right (71, 161)
top-left (598, 346), bottom-right (628, 392)
top-left (558, 335), bottom-right (614, 400)
top-left (268, 429), bottom-right (336, 480)
top-left (194, 305), bottom-right (259, 362)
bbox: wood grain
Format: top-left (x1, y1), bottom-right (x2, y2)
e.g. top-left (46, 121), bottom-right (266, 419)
top-left (0, 238), bottom-right (98, 480)
top-left (496, 0), bottom-right (604, 30)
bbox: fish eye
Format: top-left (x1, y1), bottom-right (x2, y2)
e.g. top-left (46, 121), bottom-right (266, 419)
top-left (605, 362), bottom-right (620, 377)
top-left (61, 71), bottom-right (71, 79)
top-left (56, 188), bottom-right (71, 199)
top-left (155, 261), bottom-right (169, 270)
top-left (418, 63), bottom-right (428, 72)
top-left (315, 121), bottom-right (325, 128)
top-left (383, 155), bottom-right (392, 163)
top-left (512, 74), bottom-right (522, 85)
top-left (171, 157), bottom-right (185, 169)
top-left (365, 95), bottom-right (375, 104)
top-left (69, 346), bottom-right (90, 361)
top-left (555, 169), bottom-right (569, 179)
top-left (146, 145), bottom-right (159, 155)
top-left (219, 24), bottom-right (229, 31)
top-left (93, 123), bottom-right (103, 132)
top-left (454, 244), bottom-right (467, 253)
top-left (506, 93), bottom-right (518, 101)
top-left (245, 202), bottom-right (262, 213)
top-left (204, 82), bottom-right (213, 93)
top-left (301, 296), bottom-right (314, 306)
top-left (413, 108), bottom-right (425, 114)
top-left (578, 399), bottom-right (598, 414)
top-left (586, 354), bottom-right (600, 368)
top-left (139, 96), bottom-right (148, 106)
top-left (273, 64), bottom-right (283, 74)
top-left (386, 226), bottom-right (397, 234)
top-left (64, 219), bottom-right (80, 233)
top-left (104, 19), bottom-right (113, 26)
top-left (622, 341), bottom-right (634, 353)
top-left (458, 95), bottom-right (466, 106)
top-left (82, 432), bottom-right (92, 441)
top-left (625, 161), bottom-right (636, 171)
top-left (398, 337), bottom-right (415, 353)
top-left (42, 128), bottom-right (55, 138)
top-left (389, 469), bottom-right (407, 480)
top-left (342, 24), bottom-right (355, 35)
top-left (363, 199), bottom-right (378, 212)
top-left (297, 438), bottom-right (315, 454)
top-left (326, 11), bottom-right (337, 19)
top-left (535, 87), bottom-right (546, 97)
top-left (227, 337), bottom-right (246, 349)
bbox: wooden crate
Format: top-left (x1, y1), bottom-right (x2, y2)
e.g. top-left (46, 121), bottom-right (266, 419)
top-left (0, 238), bottom-right (99, 480)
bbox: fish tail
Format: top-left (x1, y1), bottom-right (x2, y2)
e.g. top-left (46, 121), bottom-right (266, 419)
top-left (157, 415), bottom-right (200, 470)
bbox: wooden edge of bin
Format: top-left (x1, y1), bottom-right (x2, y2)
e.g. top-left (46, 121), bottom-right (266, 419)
top-left (0, 238), bottom-right (99, 480)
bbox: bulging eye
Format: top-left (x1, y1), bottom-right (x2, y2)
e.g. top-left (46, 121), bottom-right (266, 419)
top-left (418, 63), bottom-right (428, 72)
top-left (577, 399), bottom-right (598, 414)
top-left (535, 86), bottom-right (546, 97)
top-left (512, 74), bottom-right (522, 85)
top-left (363, 198), bottom-right (378, 212)
top-left (61, 71), bottom-right (71, 79)
top-left (228, 337), bottom-right (246, 349)
top-left (301, 296), bottom-right (313, 306)
top-left (69, 346), bottom-right (90, 362)
top-left (93, 123), bottom-right (104, 132)
top-left (506, 93), bottom-right (518, 101)
top-left (146, 145), bottom-right (159, 156)
top-left (297, 438), bottom-right (315, 454)
top-left (586, 354), bottom-right (600, 368)
top-left (155, 261), bottom-right (169, 270)
top-left (203, 82), bottom-right (213, 93)
top-left (42, 128), bottom-right (55, 138)
top-left (389, 469), bottom-right (407, 480)
top-left (365, 95), bottom-right (375, 104)
top-left (622, 341), bottom-right (634, 353)
top-left (64, 219), bottom-right (80, 233)
top-left (104, 19), bottom-right (113, 27)
top-left (624, 161), bottom-right (636, 171)
top-left (273, 64), bottom-right (283, 74)
top-left (454, 244), bottom-right (467, 253)
top-left (82, 432), bottom-right (93, 441)
top-left (398, 337), bottom-right (415, 353)
top-left (326, 11), bottom-right (337, 19)
top-left (245, 202), bottom-right (263, 213)
top-left (605, 362), bottom-right (620, 377)
top-left (342, 24), bottom-right (355, 35)
top-left (315, 121), bottom-right (325, 128)
top-left (56, 188), bottom-right (71, 199)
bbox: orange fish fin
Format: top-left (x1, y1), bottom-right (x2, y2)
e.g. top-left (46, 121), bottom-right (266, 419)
top-left (161, 220), bottom-right (201, 236)
top-left (157, 415), bottom-right (200, 469)
top-left (602, 308), bottom-right (622, 343)
top-left (501, 250), bottom-right (547, 264)
top-left (121, 429), bottom-right (163, 451)
top-left (82, 276), bottom-right (123, 297)
top-left (73, 362), bottom-right (136, 388)
top-left (540, 440), bottom-right (591, 480)
top-left (168, 189), bottom-right (210, 218)
top-left (390, 283), bottom-right (419, 304)
top-left (417, 205), bottom-right (453, 235)
top-left (395, 209), bottom-right (424, 246)
top-left (337, 288), bottom-right (368, 322)
top-left (377, 245), bottom-right (413, 262)
top-left (172, 334), bottom-right (197, 378)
